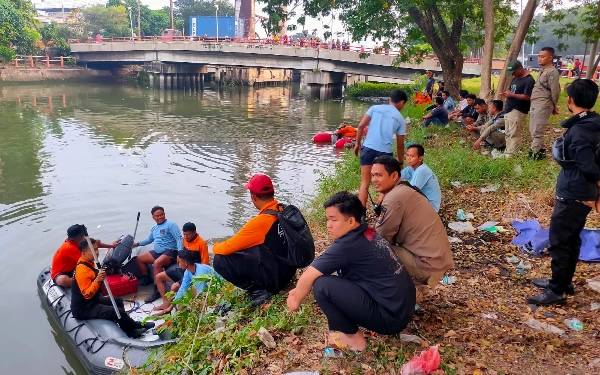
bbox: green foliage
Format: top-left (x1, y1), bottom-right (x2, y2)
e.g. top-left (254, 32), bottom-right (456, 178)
top-left (174, 0), bottom-right (235, 35)
top-left (143, 273), bottom-right (315, 374)
top-left (146, 9), bottom-right (171, 36)
top-left (0, 45), bottom-right (16, 62)
top-left (344, 82), bottom-right (414, 98)
top-left (15, 27), bottom-right (40, 55)
top-left (0, 0), bottom-right (25, 46)
top-left (81, 5), bottom-right (131, 37)
top-left (541, 2), bottom-right (600, 53)
top-left (52, 38), bottom-right (71, 57)
top-left (39, 21), bottom-right (58, 46)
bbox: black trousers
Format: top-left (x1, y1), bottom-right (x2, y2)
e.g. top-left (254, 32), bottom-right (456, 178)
top-left (548, 199), bottom-right (591, 294)
top-left (213, 246), bottom-right (296, 293)
top-left (313, 275), bottom-right (410, 335)
top-left (76, 296), bottom-right (138, 334)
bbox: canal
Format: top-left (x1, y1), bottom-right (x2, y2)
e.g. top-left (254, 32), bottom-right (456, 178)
top-left (0, 82), bottom-right (370, 374)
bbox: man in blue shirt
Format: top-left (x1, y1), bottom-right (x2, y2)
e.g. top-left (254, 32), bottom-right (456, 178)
top-left (133, 205), bottom-right (183, 302)
top-left (442, 91), bottom-right (456, 112)
top-left (400, 145), bottom-right (442, 212)
top-left (354, 89), bottom-right (408, 208)
top-left (425, 71), bottom-right (435, 98)
top-left (422, 97), bottom-right (449, 127)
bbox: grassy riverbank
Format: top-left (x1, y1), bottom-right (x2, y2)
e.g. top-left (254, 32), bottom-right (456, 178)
top-left (139, 78), bottom-right (600, 375)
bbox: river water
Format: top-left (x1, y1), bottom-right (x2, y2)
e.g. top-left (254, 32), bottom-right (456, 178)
top-left (0, 82), bottom-right (369, 374)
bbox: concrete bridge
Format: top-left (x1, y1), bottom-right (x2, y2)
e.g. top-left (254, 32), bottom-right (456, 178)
top-left (70, 40), bottom-right (482, 97)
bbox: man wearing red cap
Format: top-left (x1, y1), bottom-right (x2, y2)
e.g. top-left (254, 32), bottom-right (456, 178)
top-left (213, 173), bottom-right (297, 306)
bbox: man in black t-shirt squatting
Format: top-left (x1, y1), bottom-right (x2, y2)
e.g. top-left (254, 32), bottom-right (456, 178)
top-left (502, 60), bottom-right (535, 157)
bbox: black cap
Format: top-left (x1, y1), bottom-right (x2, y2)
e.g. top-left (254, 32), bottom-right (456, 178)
top-left (182, 222), bottom-right (196, 232)
top-left (67, 224), bottom-right (85, 240)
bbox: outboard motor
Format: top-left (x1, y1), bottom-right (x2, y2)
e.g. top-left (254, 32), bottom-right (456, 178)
top-left (102, 234), bottom-right (134, 275)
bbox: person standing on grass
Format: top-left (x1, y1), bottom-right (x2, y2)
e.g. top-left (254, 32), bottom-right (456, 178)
top-left (286, 192), bottom-right (415, 351)
top-left (529, 47), bottom-right (561, 161)
top-left (527, 79), bottom-right (600, 305)
top-left (502, 60), bottom-right (535, 157)
top-left (425, 71), bottom-right (435, 98)
top-left (354, 89), bottom-right (407, 211)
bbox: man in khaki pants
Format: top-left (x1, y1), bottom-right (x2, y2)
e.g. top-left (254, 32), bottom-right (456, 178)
top-left (371, 156), bottom-right (454, 303)
top-left (529, 47), bottom-right (561, 160)
top-left (502, 60), bottom-right (536, 157)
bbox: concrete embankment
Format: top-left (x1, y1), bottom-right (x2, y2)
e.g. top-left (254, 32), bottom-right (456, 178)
top-left (0, 67), bottom-right (111, 82)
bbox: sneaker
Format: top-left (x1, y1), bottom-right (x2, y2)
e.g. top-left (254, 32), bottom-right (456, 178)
top-left (144, 286), bottom-right (161, 303)
top-left (531, 278), bottom-right (574, 295)
top-left (525, 288), bottom-right (566, 306)
top-left (249, 289), bottom-right (272, 307)
top-left (127, 329), bottom-right (144, 339)
top-left (138, 275), bottom-right (153, 286)
top-left (133, 321), bottom-right (155, 330)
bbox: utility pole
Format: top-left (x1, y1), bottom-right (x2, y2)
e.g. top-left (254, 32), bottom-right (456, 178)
top-left (170, 0), bottom-right (174, 30)
top-left (137, 0), bottom-right (141, 38)
top-left (216, 4), bottom-right (219, 41)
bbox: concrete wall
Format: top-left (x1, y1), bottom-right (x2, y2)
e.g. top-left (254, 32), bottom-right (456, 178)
top-left (0, 68), bottom-right (111, 82)
top-left (225, 67), bottom-right (292, 85)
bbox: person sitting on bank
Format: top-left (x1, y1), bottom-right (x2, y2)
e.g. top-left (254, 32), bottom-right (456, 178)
top-left (133, 206), bottom-right (183, 303)
top-left (400, 145), bottom-right (442, 212)
top-left (422, 97), bottom-right (449, 127)
top-left (71, 239), bottom-right (154, 338)
top-left (153, 222), bottom-right (209, 311)
top-left (212, 174), bottom-right (297, 306)
top-left (372, 156), bottom-right (455, 302)
top-left (472, 100), bottom-right (506, 152)
top-left (465, 98), bottom-right (490, 137)
top-left (51, 224), bottom-right (120, 287)
top-left (442, 90), bottom-right (456, 112)
top-left (448, 90), bottom-right (468, 121)
top-left (153, 249), bottom-right (214, 314)
top-left (286, 192), bottom-right (415, 351)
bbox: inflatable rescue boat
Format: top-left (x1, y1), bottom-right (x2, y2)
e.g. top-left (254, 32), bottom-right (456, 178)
top-left (37, 235), bottom-right (176, 374)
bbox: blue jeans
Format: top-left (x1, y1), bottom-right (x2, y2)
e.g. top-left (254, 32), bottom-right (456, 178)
top-left (423, 117), bottom-right (443, 127)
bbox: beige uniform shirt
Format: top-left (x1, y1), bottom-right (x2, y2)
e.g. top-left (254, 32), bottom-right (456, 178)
top-left (375, 182), bottom-right (455, 272)
top-left (531, 66), bottom-right (560, 108)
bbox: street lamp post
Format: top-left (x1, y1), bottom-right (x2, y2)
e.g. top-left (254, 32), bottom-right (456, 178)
top-left (127, 7), bottom-right (134, 40)
top-left (215, 4), bottom-right (219, 42)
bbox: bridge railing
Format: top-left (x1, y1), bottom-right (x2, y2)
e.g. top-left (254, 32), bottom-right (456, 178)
top-left (13, 55), bottom-right (76, 68)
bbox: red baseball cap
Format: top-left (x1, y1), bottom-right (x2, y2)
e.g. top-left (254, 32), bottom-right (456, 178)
top-left (244, 173), bottom-right (274, 194)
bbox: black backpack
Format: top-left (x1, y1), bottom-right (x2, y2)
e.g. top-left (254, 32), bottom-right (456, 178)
top-left (263, 204), bottom-right (315, 268)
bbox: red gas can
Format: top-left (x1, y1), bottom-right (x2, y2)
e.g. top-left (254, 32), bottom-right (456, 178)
top-left (101, 273), bottom-right (138, 297)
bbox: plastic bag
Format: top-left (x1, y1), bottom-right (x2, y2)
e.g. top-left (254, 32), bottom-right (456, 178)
top-left (400, 346), bottom-right (443, 375)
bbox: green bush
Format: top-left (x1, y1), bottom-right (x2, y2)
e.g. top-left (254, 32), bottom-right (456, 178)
top-left (52, 38), bottom-right (71, 57)
top-left (15, 27), bottom-right (41, 56)
top-left (0, 45), bottom-right (16, 63)
top-left (345, 82), bottom-right (414, 98)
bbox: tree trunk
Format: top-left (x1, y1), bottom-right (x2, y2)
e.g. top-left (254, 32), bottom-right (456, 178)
top-left (494, 0), bottom-right (538, 100)
top-left (438, 52), bottom-right (464, 98)
top-left (586, 41), bottom-right (598, 79)
top-left (480, 0), bottom-right (495, 101)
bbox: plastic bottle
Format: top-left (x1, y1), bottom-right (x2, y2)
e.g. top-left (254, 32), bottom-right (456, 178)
top-left (456, 209), bottom-right (466, 221)
top-left (564, 318), bottom-right (584, 331)
top-left (441, 275), bottom-right (457, 285)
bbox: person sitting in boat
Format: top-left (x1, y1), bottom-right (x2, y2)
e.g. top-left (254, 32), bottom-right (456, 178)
top-left (335, 123), bottom-right (357, 138)
top-left (153, 249), bottom-right (215, 314)
top-left (286, 192), bottom-right (415, 351)
top-left (212, 173), bottom-right (297, 306)
top-left (153, 222), bottom-right (210, 311)
top-left (71, 238), bottom-right (154, 338)
top-left (411, 89), bottom-right (431, 105)
top-left (133, 206), bottom-right (183, 304)
top-left (51, 224), bottom-right (120, 287)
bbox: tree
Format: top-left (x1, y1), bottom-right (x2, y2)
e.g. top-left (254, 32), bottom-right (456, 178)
top-left (146, 9), bottom-right (171, 36)
top-left (0, 0), bottom-right (25, 46)
top-left (495, 0), bottom-right (538, 100)
top-left (15, 27), bottom-right (40, 55)
top-left (174, 0), bottom-right (235, 34)
top-left (39, 21), bottom-right (57, 53)
top-left (81, 5), bottom-right (130, 38)
top-left (480, 0), bottom-right (495, 101)
top-left (260, 0), bottom-right (515, 97)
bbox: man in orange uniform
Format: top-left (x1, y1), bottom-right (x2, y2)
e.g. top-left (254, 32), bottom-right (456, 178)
top-left (51, 224), bottom-right (120, 287)
top-left (153, 222), bottom-right (209, 311)
top-left (335, 123), bottom-right (357, 138)
top-left (213, 173), bottom-right (297, 306)
top-left (71, 239), bottom-right (154, 338)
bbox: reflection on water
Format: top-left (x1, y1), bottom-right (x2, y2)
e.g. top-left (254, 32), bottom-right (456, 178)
top-left (0, 82), bottom-right (370, 375)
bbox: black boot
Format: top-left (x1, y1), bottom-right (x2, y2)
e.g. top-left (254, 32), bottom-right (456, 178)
top-left (138, 274), bottom-right (152, 286)
top-left (144, 286), bottom-right (161, 303)
top-left (531, 278), bottom-right (574, 295)
top-left (526, 288), bottom-right (566, 305)
top-left (249, 289), bottom-right (272, 306)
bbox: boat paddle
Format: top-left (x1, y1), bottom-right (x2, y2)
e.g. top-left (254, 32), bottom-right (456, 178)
top-left (83, 226), bottom-right (122, 319)
top-left (128, 212), bottom-right (141, 261)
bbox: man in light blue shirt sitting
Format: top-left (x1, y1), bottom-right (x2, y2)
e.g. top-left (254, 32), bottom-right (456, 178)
top-left (354, 89), bottom-right (407, 209)
top-left (401, 144), bottom-right (442, 212)
top-left (442, 91), bottom-right (456, 112)
top-left (133, 205), bottom-right (183, 302)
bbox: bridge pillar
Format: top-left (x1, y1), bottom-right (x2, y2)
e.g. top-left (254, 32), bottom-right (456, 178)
top-left (184, 75), bottom-right (192, 92)
top-left (148, 73), bottom-right (155, 88)
top-left (200, 74), bottom-right (205, 90)
top-left (174, 74), bottom-right (180, 90)
top-left (158, 73), bottom-right (165, 89)
top-left (166, 74), bottom-right (172, 90)
top-left (215, 66), bottom-right (222, 86)
top-left (302, 71), bottom-right (345, 100)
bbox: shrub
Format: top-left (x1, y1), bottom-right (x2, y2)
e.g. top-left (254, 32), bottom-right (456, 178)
top-left (345, 82), bottom-right (414, 98)
top-left (52, 38), bottom-right (71, 57)
top-left (0, 45), bottom-right (16, 63)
